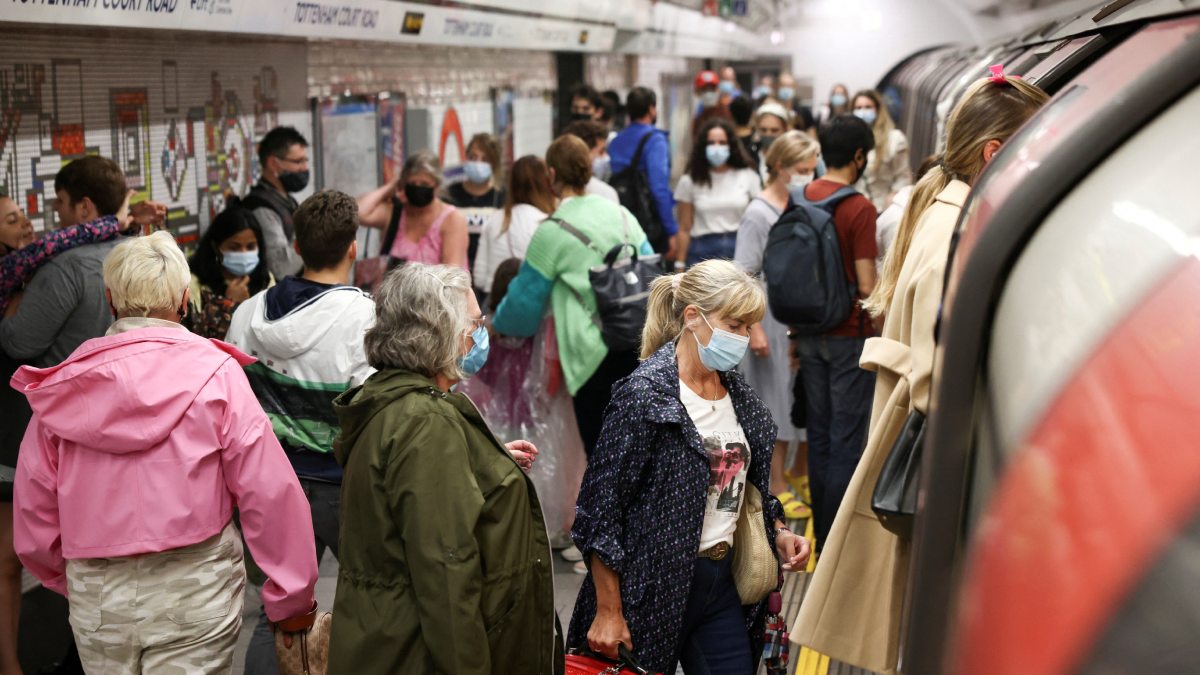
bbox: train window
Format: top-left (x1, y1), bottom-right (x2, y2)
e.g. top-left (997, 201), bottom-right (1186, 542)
top-left (1022, 34), bottom-right (1104, 85)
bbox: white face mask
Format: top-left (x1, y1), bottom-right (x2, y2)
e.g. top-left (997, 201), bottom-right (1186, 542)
top-left (788, 171), bottom-right (814, 189)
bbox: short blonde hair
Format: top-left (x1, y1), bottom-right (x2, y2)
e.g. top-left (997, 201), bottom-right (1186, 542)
top-left (364, 263), bottom-right (472, 379)
top-left (764, 130), bottom-right (820, 184)
top-left (640, 259), bottom-right (766, 359)
top-left (102, 231), bottom-right (190, 317)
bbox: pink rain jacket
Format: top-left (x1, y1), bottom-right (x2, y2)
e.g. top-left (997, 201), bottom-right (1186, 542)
top-left (11, 325), bottom-right (318, 622)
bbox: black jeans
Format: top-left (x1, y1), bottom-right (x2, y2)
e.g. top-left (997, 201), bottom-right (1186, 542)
top-left (677, 556), bottom-right (755, 674)
top-left (572, 348), bottom-right (639, 457)
top-left (244, 478), bottom-right (341, 675)
top-left (795, 335), bottom-right (874, 548)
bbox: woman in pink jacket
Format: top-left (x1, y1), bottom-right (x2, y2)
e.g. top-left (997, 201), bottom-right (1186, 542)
top-left (10, 231), bottom-right (319, 673)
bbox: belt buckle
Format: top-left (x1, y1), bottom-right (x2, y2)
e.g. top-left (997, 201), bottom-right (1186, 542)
top-left (703, 542), bottom-right (730, 560)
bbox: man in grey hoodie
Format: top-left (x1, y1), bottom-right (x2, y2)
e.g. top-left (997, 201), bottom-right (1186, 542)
top-left (1, 156), bottom-right (132, 367)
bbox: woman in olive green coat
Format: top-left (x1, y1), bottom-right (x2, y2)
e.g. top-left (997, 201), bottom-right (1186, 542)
top-left (329, 263), bottom-right (558, 675)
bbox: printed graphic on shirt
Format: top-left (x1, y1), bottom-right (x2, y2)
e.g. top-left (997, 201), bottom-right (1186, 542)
top-left (704, 432), bottom-right (749, 516)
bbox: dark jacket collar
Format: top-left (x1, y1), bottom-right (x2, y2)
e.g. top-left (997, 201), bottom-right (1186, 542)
top-left (634, 342), bottom-right (767, 439)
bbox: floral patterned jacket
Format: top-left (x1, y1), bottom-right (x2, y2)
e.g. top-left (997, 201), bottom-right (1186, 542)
top-left (0, 216), bottom-right (121, 315)
top-left (568, 341), bottom-right (785, 673)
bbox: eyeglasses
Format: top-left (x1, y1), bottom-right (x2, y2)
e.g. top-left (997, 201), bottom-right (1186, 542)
top-left (467, 314), bottom-right (488, 332)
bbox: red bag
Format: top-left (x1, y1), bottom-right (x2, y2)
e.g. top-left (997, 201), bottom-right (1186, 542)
top-left (564, 646), bottom-right (658, 675)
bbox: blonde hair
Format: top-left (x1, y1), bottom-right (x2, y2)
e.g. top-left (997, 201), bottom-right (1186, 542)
top-left (764, 130), bottom-right (820, 184)
top-left (103, 231), bottom-right (190, 317)
top-left (853, 90), bottom-right (898, 167)
top-left (863, 76), bottom-right (1048, 317)
top-left (640, 259), bottom-right (766, 359)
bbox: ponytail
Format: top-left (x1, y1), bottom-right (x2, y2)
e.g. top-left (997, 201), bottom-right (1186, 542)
top-left (640, 274), bottom-right (685, 359)
top-left (863, 166), bottom-right (950, 316)
top-left (863, 72), bottom-right (1048, 317)
top-left (639, 260), bottom-right (765, 359)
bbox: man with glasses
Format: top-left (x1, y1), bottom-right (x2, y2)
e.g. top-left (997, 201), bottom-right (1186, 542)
top-left (225, 190), bottom-right (375, 674)
top-left (244, 126), bottom-right (310, 279)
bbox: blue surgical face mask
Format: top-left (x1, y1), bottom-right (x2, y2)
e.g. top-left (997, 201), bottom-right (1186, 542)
top-left (700, 91), bottom-right (720, 109)
top-left (692, 313), bottom-right (749, 372)
top-left (719, 81), bottom-right (736, 95)
top-left (221, 249), bottom-right (259, 277)
top-left (705, 144), bottom-right (731, 168)
top-left (753, 86), bottom-right (773, 100)
top-left (854, 108), bottom-right (878, 126)
top-left (777, 87), bottom-right (796, 102)
top-left (458, 323), bottom-right (490, 377)
top-left (464, 161), bottom-right (492, 184)
top-left (831, 93), bottom-right (848, 108)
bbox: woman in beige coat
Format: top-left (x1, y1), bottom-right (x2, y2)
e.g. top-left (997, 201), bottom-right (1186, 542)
top-left (851, 90), bottom-right (912, 213)
top-left (791, 71), bottom-right (1048, 673)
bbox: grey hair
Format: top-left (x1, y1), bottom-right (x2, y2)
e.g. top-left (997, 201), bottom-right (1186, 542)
top-left (401, 150), bottom-right (444, 185)
top-left (365, 263), bottom-right (471, 379)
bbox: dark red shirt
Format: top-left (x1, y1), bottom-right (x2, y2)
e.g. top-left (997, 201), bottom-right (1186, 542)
top-left (804, 178), bottom-right (878, 337)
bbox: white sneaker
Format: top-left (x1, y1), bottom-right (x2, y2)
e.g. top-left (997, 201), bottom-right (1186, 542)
top-left (560, 545), bottom-right (583, 562)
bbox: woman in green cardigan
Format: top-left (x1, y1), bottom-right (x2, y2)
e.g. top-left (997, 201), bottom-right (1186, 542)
top-left (492, 134), bottom-right (653, 455)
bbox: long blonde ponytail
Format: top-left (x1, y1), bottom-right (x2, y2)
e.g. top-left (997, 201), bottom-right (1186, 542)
top-left (863, 74), bottom-right (1048, 317)
top-left (639, 260), bottom-right (766, 359)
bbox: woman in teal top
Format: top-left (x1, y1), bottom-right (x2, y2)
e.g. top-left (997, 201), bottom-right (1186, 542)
top-left (492, 135), bottom-right (653, 455)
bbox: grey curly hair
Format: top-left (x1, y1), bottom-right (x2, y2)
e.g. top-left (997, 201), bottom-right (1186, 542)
top-left (364, 263), bottom-right (472, 379)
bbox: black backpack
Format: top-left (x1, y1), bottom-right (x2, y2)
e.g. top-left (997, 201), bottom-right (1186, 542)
top-left (609, 131), bottom-right (665, 251)
top-left (762, 186), bottom-right (860, 334)
top-left (549, 213), bottom-right (662, 353)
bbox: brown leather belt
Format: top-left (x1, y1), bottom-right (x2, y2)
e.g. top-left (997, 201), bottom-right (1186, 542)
top-left (699, 542), bottom-right (730, 560)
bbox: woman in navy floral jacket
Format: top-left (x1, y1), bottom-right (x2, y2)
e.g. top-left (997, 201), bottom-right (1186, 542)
top-left (569, 260), bottom-right (811, 674)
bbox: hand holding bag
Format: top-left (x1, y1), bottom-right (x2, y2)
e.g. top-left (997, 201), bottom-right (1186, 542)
top-left (733, 483), bottom-right (779, 605)
top-left (274, 611), bottom-right (332, 675)
top-left (565, 644), bottom-right (658, 675)
top-left (871, 410), bottom-right (926, 535)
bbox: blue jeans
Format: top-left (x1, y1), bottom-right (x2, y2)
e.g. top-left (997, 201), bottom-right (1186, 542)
top-left (795, 335), bottom-right (874, 548)
top-left (677, 556), bottom-right (755, 675)
top-left (244, 478), bottom-right (341, 675)
top-left (687, 232), bottom-right (738, 267)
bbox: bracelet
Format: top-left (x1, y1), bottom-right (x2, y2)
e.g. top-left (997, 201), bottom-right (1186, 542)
top-left (775, 526), bottom-right (792, 536)
top-left (274, 602), bottom-right (318, 633)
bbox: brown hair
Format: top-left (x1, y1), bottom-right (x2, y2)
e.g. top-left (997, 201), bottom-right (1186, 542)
top-left (503, 155), bottom-right (557, 232)
top-left (561, 120), bottom-right (608, 152)
top-left (488, 258), bottom-right (523, 312)
top-left (864, 76), bottom-right (1048, 317)
top-left (293, 190), bottom-right (359, 271)
top-left (54, 156), bottom-right (127, 216)
top-left (687, 118), bottom-right (752, 188)
top-left (467, 133), bottom-right (502, 179)
top-left (545, 135), bottom-right (592, 192)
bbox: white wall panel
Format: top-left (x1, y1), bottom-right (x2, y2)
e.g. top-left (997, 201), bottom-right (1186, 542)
top-left (512, 96), bottom-right (554, 160)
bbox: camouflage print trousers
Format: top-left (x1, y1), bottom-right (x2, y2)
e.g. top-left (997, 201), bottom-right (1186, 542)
top-left (65, 522), bottom-right (247, 674)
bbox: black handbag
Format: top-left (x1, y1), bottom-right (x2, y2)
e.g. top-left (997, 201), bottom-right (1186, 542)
top-left (871, 410), bottom-right (926, 535)
top-left (550, 215), bottom-right (662, 353)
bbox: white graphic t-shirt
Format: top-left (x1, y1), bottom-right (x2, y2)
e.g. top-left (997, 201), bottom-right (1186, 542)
top-left (680, 379), bottom-right (751, 552)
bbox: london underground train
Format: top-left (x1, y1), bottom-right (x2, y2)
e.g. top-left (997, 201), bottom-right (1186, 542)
top-left (877, 1), bottom-right (1200, 673)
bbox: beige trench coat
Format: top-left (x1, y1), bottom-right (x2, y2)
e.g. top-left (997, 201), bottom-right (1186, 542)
top-left (791, 180), bottom-right (970, 673)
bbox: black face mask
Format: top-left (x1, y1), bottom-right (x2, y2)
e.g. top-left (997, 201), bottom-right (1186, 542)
top-left (759, 134), bottom-right (778, 151)
top-left (405, 184), bottom-right (435, 208)
top-left (571, 112), bottom-right (593, 122)
top-left (279, 170), bottom-right (310, 193)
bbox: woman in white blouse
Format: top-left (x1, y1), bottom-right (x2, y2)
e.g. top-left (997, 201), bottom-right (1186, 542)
top-left (852, 89), bottom-right (913, 212)
top-left (473, 155), bottom-right (558, 297)
top-left (673, 118), bottom-right (761, 269)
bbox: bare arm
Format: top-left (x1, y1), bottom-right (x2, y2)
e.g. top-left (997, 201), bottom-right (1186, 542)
top-left (675, 202), bottom-right (694, 266)
top-left (855, 258), bottom-right (877, 298)
top-left (587, 554), bottom-right (633, 659)
top-left (357, 180), bottom-right (400, 230)
top-left (440, 207), bottom-right (470, 271)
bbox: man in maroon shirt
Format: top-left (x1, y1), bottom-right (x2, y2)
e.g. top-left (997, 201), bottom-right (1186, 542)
top-left (796, 114), bottom-right (879, 548)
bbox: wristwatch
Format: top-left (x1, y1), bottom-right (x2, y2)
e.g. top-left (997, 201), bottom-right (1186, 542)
top-left (672, 261), bottom-right (685, 271)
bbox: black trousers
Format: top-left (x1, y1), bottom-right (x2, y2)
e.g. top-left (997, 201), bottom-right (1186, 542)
top-left (572, 348), bottom-right (640, 457)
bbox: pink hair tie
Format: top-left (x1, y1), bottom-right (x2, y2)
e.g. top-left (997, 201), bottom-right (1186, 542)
top-left (988, 64), bottom-right (1017, 84)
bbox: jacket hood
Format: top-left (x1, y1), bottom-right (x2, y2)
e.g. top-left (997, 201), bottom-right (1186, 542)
top-left (10, 327), bottom-right (254, 453)
top-left (250, 286), bottom-right (371, 360)
top-left (332, 369), bottom-right (443, 466)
